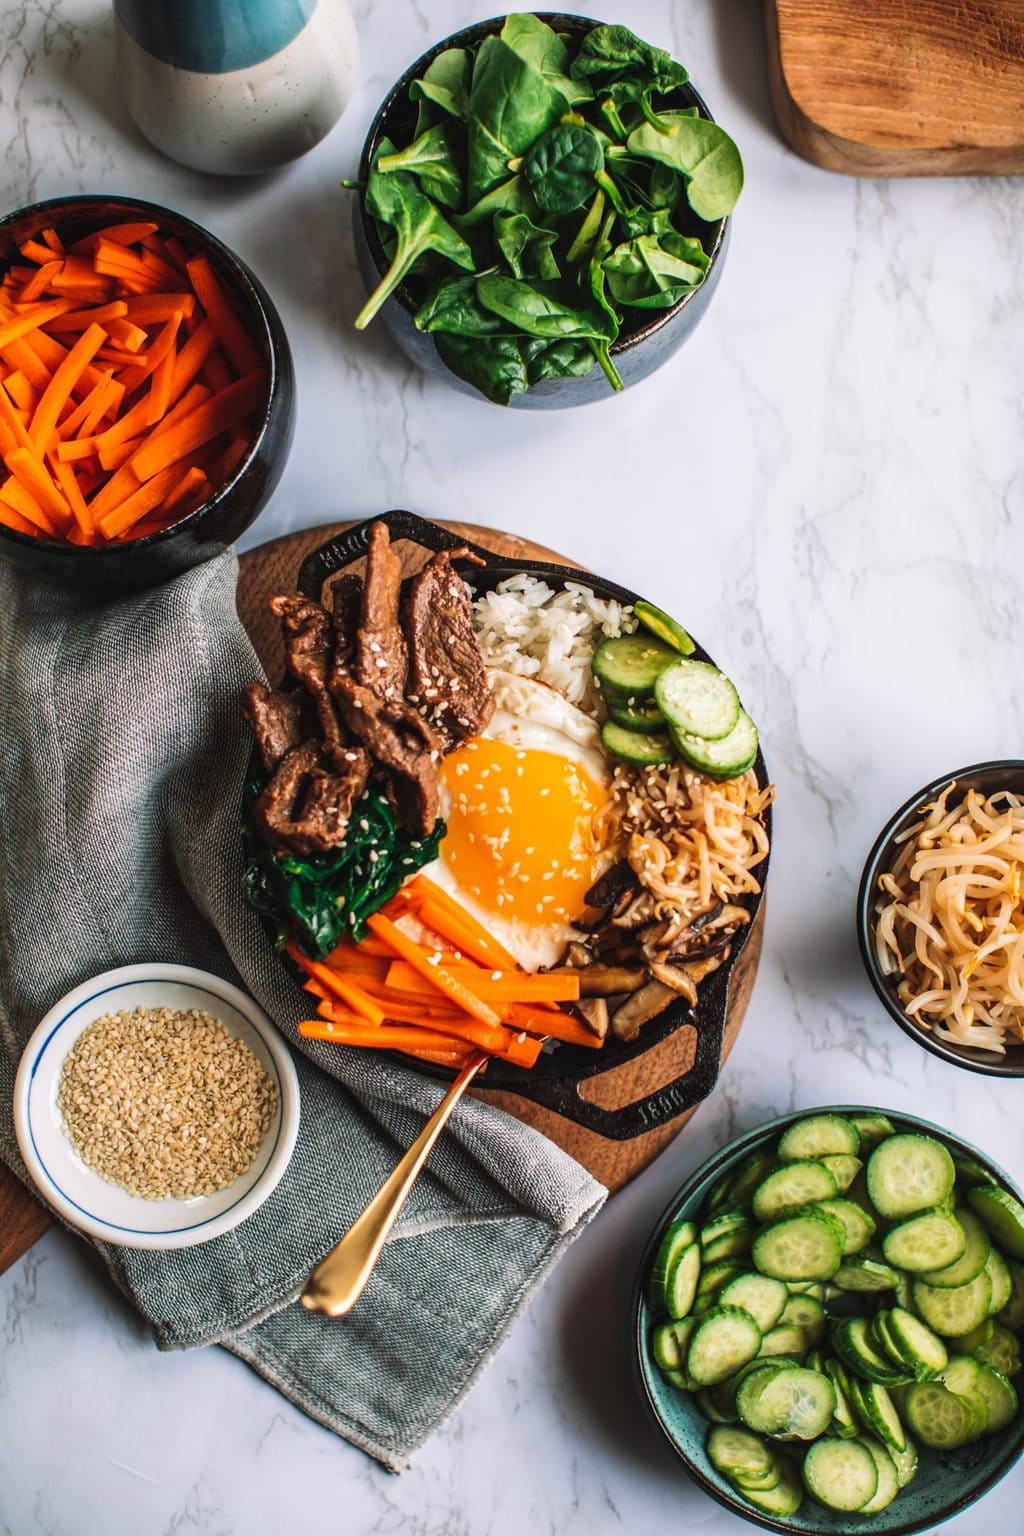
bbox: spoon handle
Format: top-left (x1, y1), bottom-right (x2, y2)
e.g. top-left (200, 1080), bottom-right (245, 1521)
top-left (300, 1052), bottom-right (488, 1317)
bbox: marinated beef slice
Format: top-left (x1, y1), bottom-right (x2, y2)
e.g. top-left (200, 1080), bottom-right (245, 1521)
top-left (269, 594), bottom-right (350, 770)
top-left (356, 520), bottom-right (407, 703)
top-left (330, 672), bottom-right (441, 837)
top-left (253, 740), bottom-right (370, 856)
top-left (242, 683), bottom-right (305, 774)
top-left (406, 547), bottom-right (494, 748)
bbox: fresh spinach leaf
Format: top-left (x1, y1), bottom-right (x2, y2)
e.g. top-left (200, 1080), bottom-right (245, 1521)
top-left (467, 35), bottom-right (565, 202)
top-left (585, 257), bottom-right (624, 391)
top-left (570, 24), bottom-right (689, 97)
top-left (603, 231), bottom-right (709, 309)
top-left (493, 212), bottom-right (560, 280)
top-left (410, 47), bottom-right (471, 127)
top-left (566, 186), bottom-right (607, 263)
top-left (523, 121), bottom-right (603, 215)
top-left (522, 335), bottom-right (595, 384)
top-left (356, 139), bottom-right (475, 329)
top-left (456, 173), bottom-right (537, 229)
top-left (415, 271), bottom-right (510, 336)
top-left (627, 112), bottom-right (744, 220)
top-left (377, 123), bottom-right (464, 210)
top-left (476, 272), bottom-right (618, 342)
top-left (434, 331), bottom-right (530, 405)
top-left (500, 12), bottom-right (593, 105)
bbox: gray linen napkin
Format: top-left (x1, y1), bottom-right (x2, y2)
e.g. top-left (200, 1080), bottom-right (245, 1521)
top-left (0, 550), bottom-right (605, 1470)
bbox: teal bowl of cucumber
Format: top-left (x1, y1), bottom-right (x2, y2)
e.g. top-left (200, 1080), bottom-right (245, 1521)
top-left (634, 1107), bottom-right (1024, 1533)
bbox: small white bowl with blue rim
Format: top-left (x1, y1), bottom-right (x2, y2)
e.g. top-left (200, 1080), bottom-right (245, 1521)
top-left (13, 962), bottom-right (300, 1251)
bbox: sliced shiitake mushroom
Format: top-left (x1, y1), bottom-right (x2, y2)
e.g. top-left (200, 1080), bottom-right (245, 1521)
top-left (584, 859), bottom-right (640, 912)
top-left (648, 959), bottom-right (699, 1004)
top-left (611, 980), bottom-right (676, 1042)
top-left (612, 892), bottom-right (655, 931)
top-left (561, 941), bottom-right (595, 970)
top-left (573, 997), bottom-right (609, 1040)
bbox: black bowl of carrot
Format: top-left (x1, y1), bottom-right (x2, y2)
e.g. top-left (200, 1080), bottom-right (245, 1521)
top-left (0, 194), bottom-right (295, 592)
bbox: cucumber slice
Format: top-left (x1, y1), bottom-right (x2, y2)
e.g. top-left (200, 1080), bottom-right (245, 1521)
top-left (718, 1274), bottom-right (789, 1332)
top-left (778, 1114), bottom-right (861, 1161)
top-left (976, 1322), bottom-right (1022, 1379)
top-left (847, 1377), bottom-right (907, 1452)
top-left (938, 1357), bottom-right (989, 1437)
top-left (904, 1381), bottom-right (977, 1448)
top-left (882, 1208), bottom-right (966, 1272)
top-left (834, 1318), bottom-right (911, 1386)
top-left (605, 696), bottom-right (665, 733)
top-left (974, 1364), bottom-right (1019, 1433)
top-left (707, 1424), bottom-right (774, 1481)
top-left (858, 1437), bottom-right (900, 1513)
top-left (848, 1113), bottom-right (895, 1151)
top-left (752, 1161), bottom-right (839, 1223)
top-left (779, 1293), bottom-right (826, 1337)
top-left (753, 1212), bottom-right (845, 1282)
top-left (654, 658), bottom-right (740, 742)
top-left (633, 599), bottom-right (696, 657)
top-left (832, 1255), bottom-right (899, 1292)
top-left (887, 1307), bottom-right (949, 1379)
top-left (702, 1230), bottom-right (752, 1266)
top-left (601, 721), bottom-right (673, 767)
top-left (813, 1199), bottom-right (876, 1256)
top-left (659, 1366), bottom-right (690, 1389)
top-left (824, 1359), bottom-right (860, 1439)
top-left (920, 1207), bottom-right (989, 1287)
top-left (701, 1208), bottom-right (750, 1245)
top-left (665, 1240), bottom-right (702, 1319)
top-left (696, 1258), bottom-right (745, 1302)
top-left (956, 1319), bottom-right (995, 1354)
top-left (802, 1437), bottom-right (879, 1510)
top-left (735, 1454), bottom-right (803, 1516)
top-left (760, 1324), bottom-right (812, 1357)
top-left (953, 1153), bottom-right (998, 1187)
top-left (967, 1185), bottom-right (1024, 1261)
top-left (913, 1269), bottom-right (993, 1337)
top-left (649, 1218), bottom-right (697, 1309)
top-left (727, 1148), bottom-right (778, 1208)
top-left (593, 635), bottom-right (677, 696)
top-left (889, 1437), bottom-right (919, 1488)
top-left (866, 1134), bottom-right (956, 1220)
top-left (984, 1247), bottom-right (1012, 1316)
top-left (739, 1366), bottom-right (837, 1440)
top-left (687, 1305), bottom-right (763, 1386)
top-left (998, 1259), bottom-right (1024, 1329)
top-left (706, 1167), bottom-right (736, 1212)
top-left (670, 711), bottom-right (758, 781)
top-left (820, 1154), bottom-right (863, 1193)
top-left (652, 1321), bottom-right (682, 1372)
top-left (871, 1310), bottom-right (910, 1371)
top-left (697, 1386), bottom-right (738, 1424)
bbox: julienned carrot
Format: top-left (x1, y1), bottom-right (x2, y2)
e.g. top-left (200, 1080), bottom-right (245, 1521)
top-left (50, 300), bottom-right (129, 330)
top-left (95, 463), bottom-right (191, 539)
top-left (3, 371), bottom-right (35, 412)
top-left (29, 322), bottom-right (107, 450)
top-left (40, 228), bottom-right (64, 254)
top-left (506, 1004), bottom-right (604, 1049)
top-left (0, 500), bottom-right (40, 537)
top-left (128, 370), bottom-right (263, 482)
top-left (18, 240), bottom-right (57, 266)
top-left (286, 942), bottom-right (386, 1027)
top-left (0, 474), bottom-right (59, 536)
top-left (50, 455), bottom-right (93, 537)
top-left (405, 875), bottom-right (519, 968)
top-left (69, 222), bottom-right (158, 253)
top-left (384, 960), bottom-right (581, 1004)
top-left (3, 450), bottom-right (68, 531)
top-left (186, 255), bottom-right (262, 375)
top-left (121, 293), bottom-right (196, 324)
top-left (18, 261), bottom-right (60, 304)
top-left (364, 913), bottom-right (505, 1029)
top-left (0, 298), bottom-right (76, 350)
top-left (146, 322), bottom-right (179, 425)
top-left (300, 1008), bottom-right (541, 1067)
top-left (159, 464), bottom-right (207, 515)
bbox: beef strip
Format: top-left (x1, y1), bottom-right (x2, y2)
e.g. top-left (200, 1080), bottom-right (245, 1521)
top-left (254, 739), bottom-right (370, 856)
top-left (356, 521), bottom-right (407, 702)
top-left (242, 683), bottom-right (305, 774)
top-left (330, 672), bottom-right (441, 836)
top-left (329, 572), bottom-right (364, 673)
top-left (268, 594), bottom-right (350, 770)
top-left (406, 547), bottom-right (494, 748)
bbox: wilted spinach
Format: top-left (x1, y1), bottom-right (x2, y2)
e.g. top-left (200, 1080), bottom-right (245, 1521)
top-left (348, 14), bottom-right (744, 401)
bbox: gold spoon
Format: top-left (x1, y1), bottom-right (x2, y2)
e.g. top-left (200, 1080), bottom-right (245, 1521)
top-left (300, 1051), bottom-right (489, 1317)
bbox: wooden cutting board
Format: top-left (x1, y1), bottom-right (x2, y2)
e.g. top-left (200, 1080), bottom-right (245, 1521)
top-left (764, 0), bottom-right (1024, 175)
top-left (0, 520), bottom-right (765, 1275)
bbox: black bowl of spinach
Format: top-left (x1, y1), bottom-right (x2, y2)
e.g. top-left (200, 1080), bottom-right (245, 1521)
top-left (346, 13), bottom-right (741, 409)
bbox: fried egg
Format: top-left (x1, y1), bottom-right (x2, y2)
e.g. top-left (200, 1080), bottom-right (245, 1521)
top-left (424, 671), bottom-right (610, 970)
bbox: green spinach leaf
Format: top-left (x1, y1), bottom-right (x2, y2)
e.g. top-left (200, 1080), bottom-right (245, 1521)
top-left (467, 35), bottom-right (565, 202)
top-left (409, 47), bottom-right (471, 128)
top-left (415, 271), bottom-right (509, 336)
top-left (357, 140), bottom-right (475, 329)
top-left (493, 212), bottom-right (560, 280)
top-left (523, 121), bottom-right (603, 215)
top-left (377, 123), bottom-right (464, 210)
top-left (570, 25), bottom-right (689, 96)
top-left (522, 335), bottom-right (595, 384)
top-left (434, 331), bottom-right (530, 405)
top-left (603, 231), bottom-right (709, 309)
top-left (500, 13), bottom-right (593, 104)
top-left (476, 272), bottom-right (617, 342)
top-left (457, 172), bottom-right (537, 229)
top-left (627, 112), bottom-right (744, 220)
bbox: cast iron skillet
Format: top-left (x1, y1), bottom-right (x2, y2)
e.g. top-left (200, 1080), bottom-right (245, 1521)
top-left (288, 510), bottom-right (771, 1140)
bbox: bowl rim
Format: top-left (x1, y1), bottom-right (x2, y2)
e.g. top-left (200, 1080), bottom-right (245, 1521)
top-left (12, 961), bottom-right (301, 1250)
top-left (631, 1103), bottom-right (1024, 1536)
top-left (0, 193), bottom-right (282, 563)
top-left (855, 760), bottom-right (1024, 1080)
top-left (354, 10), bottom-right (730, 359)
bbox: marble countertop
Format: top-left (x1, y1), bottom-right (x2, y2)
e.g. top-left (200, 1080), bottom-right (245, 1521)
top-left (2, 1), bottom-right (1023, 1532)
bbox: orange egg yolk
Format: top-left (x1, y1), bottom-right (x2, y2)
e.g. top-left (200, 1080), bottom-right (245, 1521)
top-left (439, 737), bottom-right (607, 929)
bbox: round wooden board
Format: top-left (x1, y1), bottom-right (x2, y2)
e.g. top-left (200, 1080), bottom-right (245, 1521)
top-left (240, 521), bottom-right (765, 1194)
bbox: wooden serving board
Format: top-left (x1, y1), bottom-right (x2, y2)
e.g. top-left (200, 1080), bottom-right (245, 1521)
top-left (764, 0), bottom-right (1024, 176)
top-left (0, 519), bottom-right (764, 1275)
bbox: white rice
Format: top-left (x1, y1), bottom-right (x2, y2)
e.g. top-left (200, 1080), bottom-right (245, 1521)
top-left (472, 574), bottom-right (636, 713)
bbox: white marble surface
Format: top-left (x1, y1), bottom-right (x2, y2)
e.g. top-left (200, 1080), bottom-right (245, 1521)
top-left (2, 1), bottom-right (1024, 1532)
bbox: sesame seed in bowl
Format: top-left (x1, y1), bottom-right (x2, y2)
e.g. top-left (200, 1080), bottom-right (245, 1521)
top-left (13, 963), bottom-right (300, 1250)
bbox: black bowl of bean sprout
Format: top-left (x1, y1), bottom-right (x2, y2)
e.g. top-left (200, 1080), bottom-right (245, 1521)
top-left (857, 761), bottom-right (1024, 1078)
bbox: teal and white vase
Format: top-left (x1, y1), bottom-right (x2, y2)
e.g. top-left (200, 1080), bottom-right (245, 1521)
top-left (113, 0), bottom-right (359, 175)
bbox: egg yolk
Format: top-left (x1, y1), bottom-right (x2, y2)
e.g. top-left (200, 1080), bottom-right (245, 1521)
top-left (439, 737), bottom-right (606, 928)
